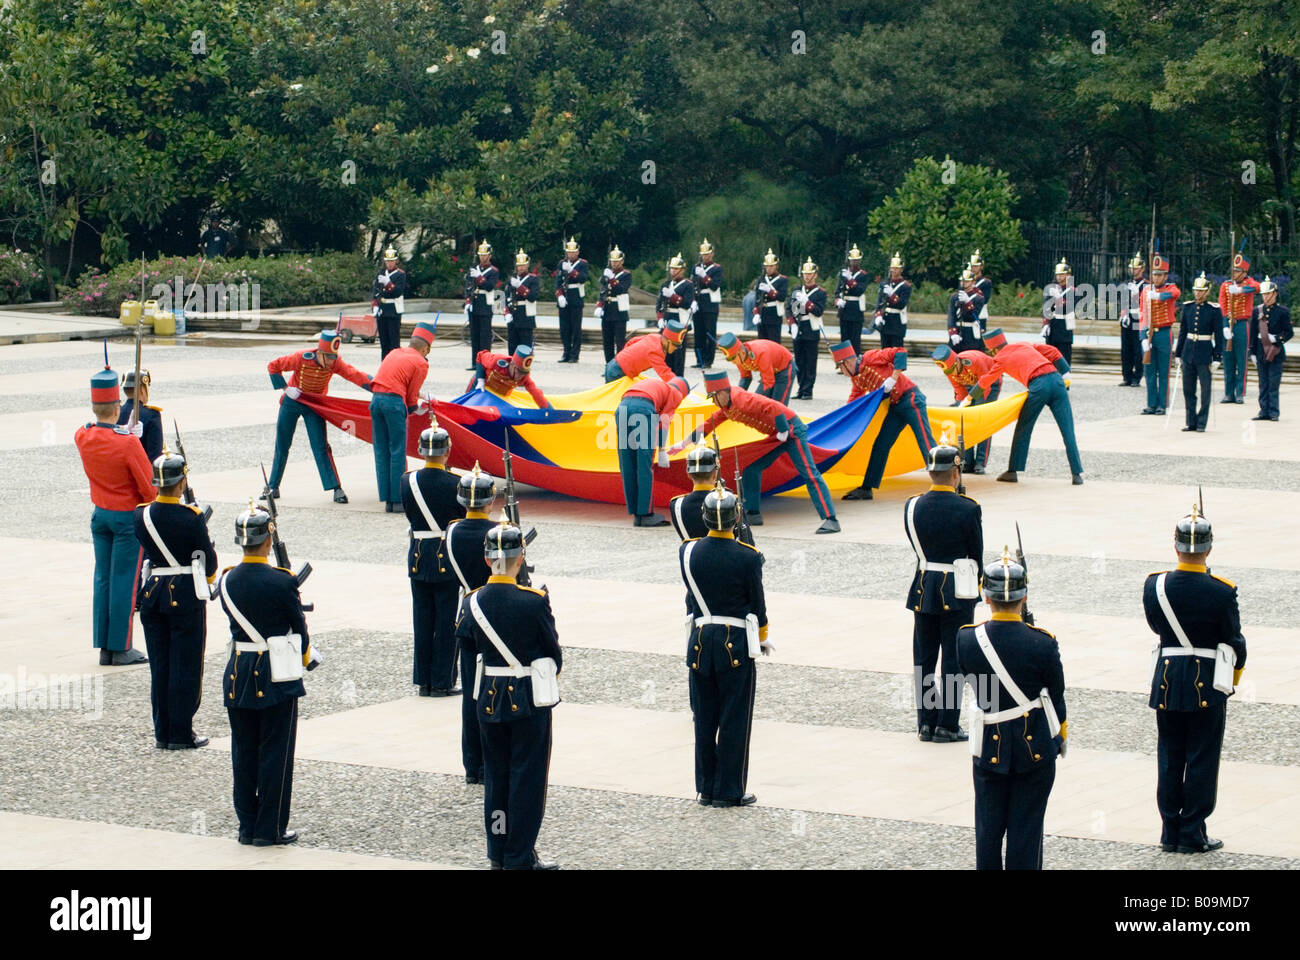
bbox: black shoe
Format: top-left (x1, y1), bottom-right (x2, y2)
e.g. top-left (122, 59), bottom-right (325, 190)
top-left (418, 685), bottom-right (432, 697)
top-left (252, 829), bottom-right (298, 847)
top-left (238, 833), bottom-right (253, 846)
top-left (1181, 425), bottom-right (1195, 432)
top-left (465, 365), bottom-right (477, 371)
top-left (1071, 474), bottom-right (1084, 485)
top-left (1176, 837), bottom-right (1224, 854)
top-left (465, 773), bottom-right (484, 785)
top-left (1233, 398), bottom-right (1245, 405)
top-left (918, 725), bottom-right (934, 742)
top-left (712, 793), bottom-right (758, 808)
top-left (504, 852), bottom-right (559, 870)
top-left (1220, 397), bottom-right (1235, 404)
top-left (333, 488), bottom-right (349, 504)
top-left (166, 735), bottom-right (209, 750)
top-left (842, 486), bottom-right (873, 500)
top-left (697, 795), bottom-right (712, 806)
top-left (111, 648), bottom-right (148, 666)
top-left (933, 726), bottom-right (969, 742)
top-left (99, 649), bottom-right (113, 666)
top-left (744, 510), bottom-right (764, 525)
top-left (385, 502), bottom-right (398, 513)
top-left (635, 513), bottom-right (669, 527)
top-left (1252, 413), bottom-right (1269, 420)
top-left (1140, 407), bottom-right (1156, 415)
top-left (996, 470), bottom-right (1018, 483)
top-left (816, 518), bottom-right (840, 534)
top-left (1196, 426), bottom-right (1206, 432)
top-left (1155, 407), bottom-right (1165, 415)
top-left (1118, 380), bottom-right (1129, 387)
top-left (260, 485), bottom-right (280, 501)
top-left (489, 860), bottom-right (502, 870)
top-left (1271, 416), bottom-right (1280, 421)
top-left (1160, 842), bottom-right (1177, 853)
top-left (972, 465), bottom-right (986, 475)
top-left (427, 686), bottom-right (461, 697)
top-left (154, 739), bottom-right (166, 750)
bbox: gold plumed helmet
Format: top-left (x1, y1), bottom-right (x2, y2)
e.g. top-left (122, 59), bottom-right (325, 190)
top-left (1259, 275), bottom-right (1277, 294)
top-left (564, 235), bottom-right (579, 253)
top-left (699, 238), bottom-right (714, 255)
top-left (960, 267), bottom-right (974, 283)
top-left (609, 245), bottom-right (625, 263)
top-left (969, 248), bottom-right (984, 268)
top-left (1192, 270), bottom-right (1211, 291)
top-left (800, 257), bottom-right (818, 275)
top-left (889, 251), bottom-right (904, 269)
top-left (1128, 251), bottom-right (1145, 269)
top-left (762, 248), bottom-right (779, 267)
top-left (514, 248), bottom-right (530, 266)
top-left (383, 246), bottom-right (399, 260)
top-left (1054, 258), bottom-right (1071, 276)
top-left (476, 240), bottom-right (492, 257)
top-left (667, 252), bottom-right (686, 271)
top-left (848, 244), bottom-right (863, 260)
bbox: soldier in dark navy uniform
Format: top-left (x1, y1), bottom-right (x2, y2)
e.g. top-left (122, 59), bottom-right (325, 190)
top-left (872, 252), bottom-right (911, 349)
top-left (947, 268), bottom-right (986, 352)
top-left (680, 483), bottom-right (769, 807)
top-left (596, 246), bottom-right (633, 362)
top-left (444, 465), bottom-right (499, 784)
top-left (1041, 258), bottom-right (1078, 365)
top-left (554, 237), bottom-right (590, 363)
top-left (456, 518), bottom-right (562, 869)
top-left (668, 444), bottom-right (756, 545)
top-left (465, 241), bottom-right (500, 369)
top-left (401, 423), bottom-right (466, 696)
top-left (834, 244), bottom-right (869, 353)
top-left (692, 239), bottom-right (723, 369)
top-left (134, 448), bottom-right (218, 749)
top-left (905, 445), bottom-right (983, 743)
top-left (1250, 276), bottom-right (1292, 421)
top-left (1121, 253), bottom-right (1147, 387)
top-left (373, 246), bottom-right (410, 360)
top-left (117, 369), bottom-right (164, 463)
top-left (969, 249), bottom-right (993, 328)
top-left (752, 249), bottom-right (789, 343)
top-left (1174, 273), bottom-right (1225, 432)
top-left (1144, 503), bottom-right (1246, 854)
top-left (219, 504), bottom-right (316, 846)
top-left (657, 253), bottom-right (695, 378)
top-left (957, 550), bottom-right (1068, 870)
top-left (504, 249), bottom-right (541, 355)
top-left (787, 257), bottom-right (827, 400)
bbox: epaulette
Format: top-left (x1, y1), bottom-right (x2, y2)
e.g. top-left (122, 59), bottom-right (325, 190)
top-left (1145, 570), bottom-right (1168, 579)
top-left (682, 536), bottom-right (702, 544)
top-left (219, 565), bottom-right (236, 575)
top-left (145, 404), bottom-right (162, 412)
top-left (303, 351), bottom-right (316, 362)
top-left (737, 540), bottom-right (760, 553)
top-left (183, 503), bottom-right (202, 515)
top-left (1210, 573), bottom-right (1236, 589)
top-left (273, 565), bottom-right (293, 574)
top-left (135, 501), bottom-right (151, 509)
top-left (516, 584), bottom-right (547, 597)
top-left (1028, 623), bottom-right (1057, 640)
top-left (959, 493), bottom-right (979, 504)
top-left (668, 493), bottom-right (684, 503)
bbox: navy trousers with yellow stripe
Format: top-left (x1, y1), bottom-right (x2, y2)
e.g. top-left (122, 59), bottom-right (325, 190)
top-left (228, 698), bottom-right (299, 844)
top-left (741, 417), bottom-right (834, 520)
top-left (689, 627), bottom-right (756, 803)
top-left (863, 388), bottom-right (935, 490)
top-left (973, 760), bottom-right (1055, 870)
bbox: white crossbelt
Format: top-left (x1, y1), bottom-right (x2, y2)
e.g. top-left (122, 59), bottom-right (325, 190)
top-left (1154, 573), bottom-right (1215, 658)
top-left (407, 472), bottom-right (443, 539)
top-left (141, 504), bottom-right (209, 599)
top-left (973, 624), bottom-right (1061, 731)
top-left (682, 540), bottom-right (760, 656)
top-left (469, 592), bottom-right (531, 678)
top-left (904, 498), bottom-right (958, 573)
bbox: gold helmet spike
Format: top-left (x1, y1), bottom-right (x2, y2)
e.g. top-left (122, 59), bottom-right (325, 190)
top-left (960, 267), bottom-right (974, 283)
top-left (889, 251), bottom-right (904, 270)
top-left (969, 248), bottom-right (984, 268)
top-left (848, 244), bottom-right (863, 260)
top-left (472, 460), bottom-right (482, 476)
top-left (609, 245), bottom-right (625, 263)
top-left (699, 238), bottom-right (714, 255)
top-left (668, 252), bottom-right (686, 271)
top-left (763, 248), bottom-right (779, 267)
top-left (514, 248), bottom-right (530, 267)
top-left (1128, 251), bottom-right (1145, 269)
top-left (1192, 270), bottom-right (1211, 291)
top-left (1260, 275), bottom-right (1277, 294)
top-left (383, 246), bottom-right (399, 260)
top-left (564, 235), bottom-right (579, 253)
top-left (476, 240), bottom-right (492, 257)
top-left (1054, 258), bottom-right (1070, 276)
top-left (800, 256), bottom-right (817, 275)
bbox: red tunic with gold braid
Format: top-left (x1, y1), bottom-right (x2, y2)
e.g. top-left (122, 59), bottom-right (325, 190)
top-left (1217, 277), bottom-right (1260, 323)
top-left (475, 350), bottom-right (549, 408)
top-left (267, 349), bottom-right (371, 395)
top-left (697, 389), bottom-right (795, 438)
top-left (1139, 283), bottom-right (1181, 331)
top-left (847, 347), bottom-right (916, 403)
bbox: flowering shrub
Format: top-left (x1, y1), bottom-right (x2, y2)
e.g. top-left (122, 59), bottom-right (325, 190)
top-left (0, 247), bottom-right (45, 305)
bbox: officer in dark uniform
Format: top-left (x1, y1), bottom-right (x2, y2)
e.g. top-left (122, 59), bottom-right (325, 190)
top-left (835, 244), bottom-right (869, 352)
top-left (668, 444), bottom-right (756, 545)
top-left (134, 448), bottom-right (218, 749)
top-left (872, 252), bottom-right (911, 349)
top-left (456, 518), bottom-right (562, 869)
top-left (656, 253), bottom-right (695, 378)
top-left (1174, 273), bottom-right (1225, 432)
top-left (969, 249), bottom-right (993, 326)
top-left (372, 246), bottom-right (410, 360)
top-left (1041, 258), bottom-right (1077, 365)
top-left (199, 215), bottom-right (233, 258)
top-left (219, 504), bottom-right (316, 846)
top-left (947, 268), bottom-right (986, 352)
top-left (1144, 503), bottom-right (1246, 854)
top-left (906, 445), bottom-right (983, 743)
top-left (693, 239), bottom-right (723, 369)
top-left (465, 240), bottom-right (500, 369)
top-left (596, 246), bottom-right (633, 362)
top-left (956, 549), bottom-right (1068, 870)
top-left (505, 249), bottom-right (541, 355)
top-left (1250, 276), bottom-right (1292, 421)
top-left (1121, 253), bottom-right (1147, 387)
top-left (752, 249), bottom-right (789, 343)
top-left (788, 258), bottom-right (827, 400)
top-left (118, 370), bottom-right (163, 463)
top-left (445, 466), bottom-right (499, 784)
top-left (401, 423), bottom-right (466, 696)
top-left (680, 483), bottom-right (769, 807)
top-left (555, 237), bottom-right (590, 363)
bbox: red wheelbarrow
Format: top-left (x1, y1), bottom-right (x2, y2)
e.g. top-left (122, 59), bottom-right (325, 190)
top-left (337, 311), bottom-right (377, 343)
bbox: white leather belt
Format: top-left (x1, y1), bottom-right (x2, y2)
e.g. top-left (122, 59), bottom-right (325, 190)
top-left (984, 701), bottom-right (1043, 724)
top-left (1187, 334), bottom-right (1214, 341)
top-left (566, 283), bottom-right (584, 290)
top-left (694, 615), bottom-right (748, 628)
top-left (234, 640), bottom-right (268, 652)
top-left (150, 566), bottom-right (192, 576)
top-left (959, 320), bottom-right (980, 328)
top-left (883, 308), bottom-right (903, 314)
top-left (411, 531), bottom-right (443, 540)
top-left (380, 298), bottom-right (399, 303)
top-left (483, 664), bottom-right (530, 677)
top-left (918, 561), bottom-right (957, 573)
top-left (1161, 646), bottom-right (1217, 658)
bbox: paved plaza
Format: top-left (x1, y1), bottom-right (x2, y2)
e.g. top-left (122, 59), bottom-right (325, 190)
top-left (1, 330), bottom-right (1297, 869)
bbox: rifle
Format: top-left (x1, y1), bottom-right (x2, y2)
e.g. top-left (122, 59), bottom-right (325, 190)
top-left (956, 414), bottom-right (966, 496)
top-left (259, 462), bottom-right (313, 604)
top-left (1142, 206), bottom-right (1156, 364)
top-left (173, 419), bottom-right (212, 524)
top-left (500, 428), bottom-right (537, 585)
top-left (730, 441), bottom-right (753, 545)
top-left (131, 253), bottom-right (145, 427)
top-left (1014, 521), bottom-right (1033, 626)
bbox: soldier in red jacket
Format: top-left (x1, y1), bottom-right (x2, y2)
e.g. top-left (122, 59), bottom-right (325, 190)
top-left (469, 344), bottom-right (550, 408)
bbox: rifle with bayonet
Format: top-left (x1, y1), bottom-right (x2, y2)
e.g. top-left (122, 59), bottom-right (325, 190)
top-left (1015, 522), bottom-right (1033, 626)
top-left (728, 440), bottom-right (754, 546)
top-left (956, 414), bottom-right (966, 496)
top-left (259, 463), bottom-right (313, 609)
top-left (500, 429), bottom-right (537, 585)
top-left (173, 419), bottom-right (212, 524)
top-left (130, 254), bottom-right (145, 428)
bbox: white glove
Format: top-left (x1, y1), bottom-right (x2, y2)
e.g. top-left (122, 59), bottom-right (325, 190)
top-left (285, 385), bottom-right (302, 400)
top-left (557, 294), bottom-right (568, 309)
top-left (1141, 339), bottom-right (1150, 353)
top-left (469, 266), bottom-right (481, 278)
top-left (603, 267), bottom-right (614, 279)
top-left (694, 265), bottom-right (706, 277)
top-left (958, 395), bottom-right (973, 408)
top-left (464, 303), bottom-right (471, 317)
top-left (1146, 288), bottom-right (1158, 301)
top-left (1224, 327), bottom-right (1233, 341)
top-left (1057, 738), bottom-right (1067, 759)
top-left (665, 441), bottom-right (686, 456)
top-left (510, 276), bottom-right (522, 288)
top-left (689, 300), bottom-right (699, 315)
top-left (949, 333), bottom-right (961, 345)
top-left (372, 304), bottom-right (380, 317)
top-left (1212, 360), bottom-right (1222, 371)
top-left (874, 314), bottom-right (885, 328)
top-left (475, 378), bottom-right (485, 390)
top-left (1251, 354), bottom-right (1258, 366)
top-left (835, 298), bottom-right (846, 309)
top-left (881, 376), bottom-right (897, 392)
top-left (1229, 284), bottom-right (1243, 294)
top-left (760, 640), bottom-right (774, 656)
top-left (129, 420), bottom-right (144, 438)
top-left (775, 430), bottom-right (789, 442)
top-left (307, 646), bottom-right (323, 670)
top-left (752, 310), bottom-right (760, 320)
top-left (1269, 333), bottom-right (1278, 344)
top-left (958, 291), bottom-right (970, 303)
top-left (657, 449), bottom-right (669, 469)
top-left (1041, 325), bottom-right (1050, 339)
top-left (594, 306), bottom-right (604, 320)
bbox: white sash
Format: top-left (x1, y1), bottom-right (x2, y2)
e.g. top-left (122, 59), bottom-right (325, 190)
top-left (683, 540), bottom-right (760, 658)
top-left (972, 624), bottom-right (1060, 754)
top-left (408, 472), bottom-right (443, 538)
top-left (142, 504), bottom-right (209, 601)
top-left (671, 496), bottom-right (689, 541)
top-left (1155, 573), bottom-right (1236, 695)
top-left (218, 571), bottom-right (303, 682)
top-left (904, 498), bottom-right (979, 598)
top-left (469, 591), bottom-right (559, 707)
